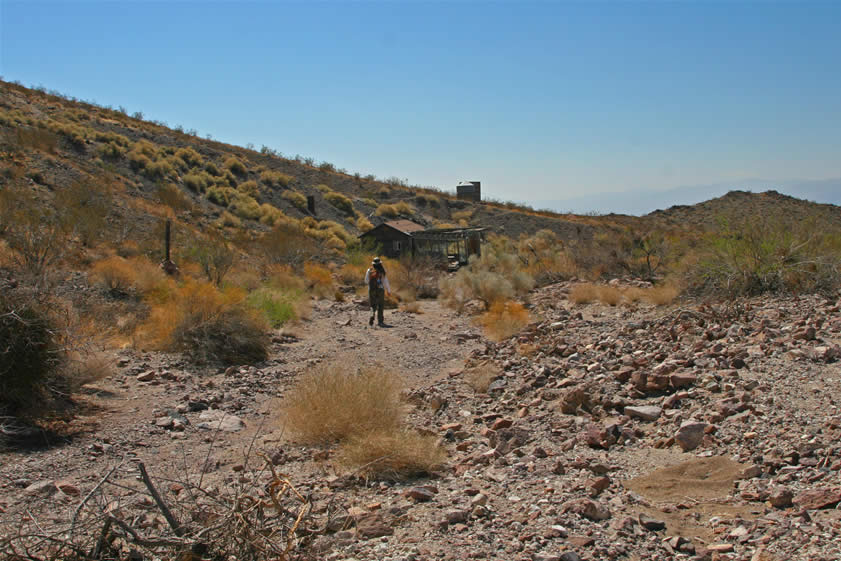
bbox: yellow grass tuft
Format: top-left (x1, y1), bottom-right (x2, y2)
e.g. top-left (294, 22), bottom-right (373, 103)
top-left (282, 364), bottom-right (403, 444)
top-left (337, 429), bottom-right (445, 480)
top-left (477, 300), bottom-right (530, 341)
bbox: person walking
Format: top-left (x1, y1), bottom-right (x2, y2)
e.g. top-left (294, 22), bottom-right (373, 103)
top-left (365, 257), bottom-right (391, 326)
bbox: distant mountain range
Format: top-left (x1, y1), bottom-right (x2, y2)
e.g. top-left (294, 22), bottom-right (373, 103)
top-left (531, 178), bottom-right (841, 216)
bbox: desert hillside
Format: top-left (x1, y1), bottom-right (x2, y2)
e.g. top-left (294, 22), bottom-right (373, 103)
top-left (2, 81), bottom-right (841, 561)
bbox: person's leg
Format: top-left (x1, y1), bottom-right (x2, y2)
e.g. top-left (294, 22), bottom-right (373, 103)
top-left (377, 289), bottom-right (385, 325)
top-left (369, 289), bottom-right (376, 325)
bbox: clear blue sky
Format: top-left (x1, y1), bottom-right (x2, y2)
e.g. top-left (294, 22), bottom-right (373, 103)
top-left (2, 1), bottom-right (840, 207)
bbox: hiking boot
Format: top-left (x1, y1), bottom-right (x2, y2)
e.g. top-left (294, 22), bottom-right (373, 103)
top-left (369, 315), bottom-right (374, 326)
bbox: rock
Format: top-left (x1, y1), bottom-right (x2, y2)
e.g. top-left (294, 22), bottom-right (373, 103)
top-left (54, 480), bottom-right (81, 496)
top-left (675, 421), bottom-right (708, 451)
top-left (707, 543), bottom-right (734, 553)
top-left (559, 553), bottom-right (583, 561)
top-left (768, 488), bottom-right (793, 508)
top-left (624, 405), bottom-right (662, 422)
top-left (356, 513), bottom-right (394, 539)
top-left (793, 487), bottom-right (841, 510)
top-left (405, 486), bottom-right (436, 502)
top-left (155, 416), bottom-right (174, 428)
top-left (588, 476), bottom-right (610, 496)
top-left (560, 386), bottom-right (590, 415)
top-left (567, 535), bottom-right (594, 547)
top-left (136, 371), bottom-right (156, 382)
top-left (638, 514), bottom-right (666, 531)
top-left (669, 372), bottom-right (697, 389)
top-left (196, 409), bottom-right (245, 432)
top-left (24, 480), bottom-right (55, 496)
top-left (532, 555), bottom-right (561, 561)
top-left (490, 417), bottom-right (513, 430)
top-left (560, 498), bottom-right (610, 521)
top-left (444, 509), bottom-right (469, 524)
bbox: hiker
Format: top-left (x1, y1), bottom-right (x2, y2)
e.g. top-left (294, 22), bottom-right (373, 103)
top-left (365, 257), bottom-right (391, 326)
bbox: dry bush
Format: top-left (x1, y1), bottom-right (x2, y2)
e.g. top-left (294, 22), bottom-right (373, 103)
top-left (138, 280), bottom-right (268, 365)
top-left (229, 193), bottom-right (262, 221)
top-left (174, 146), bottom-right (203, 168)
top-left (451, 209), bottom-right (473, 223)
top-left (643, 284), bottom-right (680, 306)
top-left (63, 349), bottom-right (114, 391)
top-left (157, 183), bottom-right (192, 212)
top-left (237, 179), bottom-right (260, 197)
top-left (477, 300), bottom-right (530, 341)
top-left (325, 191), bottom-right (356, 216)
top-left (281, 190), bottom-right (308, 212)
top-left (568, 283), bottom-right (598, 304)
top-left (90, 256), bottom-right (136, 295)
top-left (187, 233), bottom-right (235, 286)
top-left (597, 285), bottom-right (622, 306)
top-left (55, 178), bottom-right (113, 247)
top-left (303, 263), bottom-right (335, 298)
top-left (260, 169), bottom-right (294, 187)
top-left (247, 287), bottom-right (307, 328)
top-left (257, 222), bottom-right (322, 266)
top-left (622, 286), bottom-right (645, 304)
top-left (0, 288), bottom-right (63, 415)
top-left (375, 201), bottom-right (413, 218)
top-left (356, 215), bottom-right (374, 231)
top-left (337, 429), bottom-right (445, 480)
top-left (217, 211), bottom-right (242, 229)
top-left (4, 187), bottom-right (68, 287)
top-left (265, 264), bottom-right (307, 292)
top-left (337, 263), bottom-right (367, 285)
top-left (224, 156), bottom-right (247, 176)
top-left (282, 364), bottom-right (403, 444)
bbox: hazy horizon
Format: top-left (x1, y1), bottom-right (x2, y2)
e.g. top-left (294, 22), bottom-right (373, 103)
top-left (2, 1), bottom-right (840, 205)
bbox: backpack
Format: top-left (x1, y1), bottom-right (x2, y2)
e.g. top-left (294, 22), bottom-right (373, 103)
top-left (368, 269), bottom-right (380, 290)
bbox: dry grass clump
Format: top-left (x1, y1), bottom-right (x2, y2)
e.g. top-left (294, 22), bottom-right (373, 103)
top-left (324, 191), bottom-right (356, 216)
top-left (356, 215), bottom-right (374, 231)
top-left (337, 262), bottom-right (366, 285)
top-left (569, 282), bottom-right (680, 307)
top-left (283, 364), bottom-right (403, 443)
top-left (224, 156), bottom-right (247, 177)
top-left (375, 201), bottom-right (413, 218)
top-left (283, 363), bottom-right (443, 479)
top-left (260, 169), bottom-right (294, 187)
top-left (281, 189), bottom-right (308, 212)
top-left (477, 300), bottom-right (530, 341)
top-left (337, 429), bottom-right (445, 480)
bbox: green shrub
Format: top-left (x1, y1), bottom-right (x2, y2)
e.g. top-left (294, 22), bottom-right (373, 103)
top-left (206, 185), bottom-right (235, 206)
top-left (237, 179), bottom-right (259, 197)
top-left (247, 287), bottom-right (304, 327)
top-left (183, 170), bottom-right (213, 192)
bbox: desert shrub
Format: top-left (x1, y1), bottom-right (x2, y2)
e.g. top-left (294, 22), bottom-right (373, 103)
top-left (216, 211), bottom-right (242, 229)
top-left (260, 170), bottom-right (293, 187)
top-left (356, 215), bottom-right (374, 232)
top-left (439, 250), bottom-right (534, 312)
top-left (303, 263), bottom-right (334, 298)
top-left (127, 150), bottom-right (151, 171)
top-left (129, 139), bottom-right (157, 158)
top-left (143, 158), bottom-right (176, 181)
top-left (282, 189), bottom-right (308, 212)
top-left (14, 127), bottom-right (58, 153)
top-left (4, 188), bottom-right (68, 286)
top-left (54, 179), bottom-right (112, 247)
top-left (314, 183), bottom-right (331, 193)
top-left (227, 193), bottom-right (261, 221)
top-left (0, 289), bottom-right (63, 414)
top-left (400, 301), bottom-right (422, 314)
top-left (157, 183), bottom-right (192, 213)
top-left (175, 147), bottom-right (203, 168)
top-left (687, 214), bottom-right (841, 296)
top-left (451, 209), bottom-right (473, 223)
top-left (391, 255), bottom-right (440, 299)
top-left (96, 140), bottom-right (125, 160)
top-left (477, 300), bottom-right (530, 341)
top-left (206, 185), bottom-right (235, 206)
top-left (187, 234), bottom-right (235, 286)
top-left (463, 360), bottom-right (502, 394)
top-left (204, 161), bottom-right (221, 176)
top-left (415, 193), bottom-right (440, 207)
top-left (247, 286), bottom-right (306, 327)
top-left (337, 429), bottom-right (445, 480)
top-left (282, 364), bottom-right (402, 443)
top-left (224, 156), bottom-right (247, 177)
top-left (568, 283), bottom-right (597, 304)
top-left (518, 229), bottom-right (579, 285)
top-left (237, 179), bottom-right (259, 197)
top-left (183, 170), bottom-right (213, 192)
top-left (337, 263), bottom-right (367, 285)
top-left (375, 201), bottom-right (413, 218)
top-left (257, 221), bottom-right (322, 265)
top-left (140, 280), bottom-right (268, 364)
top-left (324, 191), bottom-right (355, 216)
top-left (643, 284), bottom-right (681, 306)
top-left (90, 256), bottom-right (136, 295)
top-left (258, 203), bottom-right (285, 226)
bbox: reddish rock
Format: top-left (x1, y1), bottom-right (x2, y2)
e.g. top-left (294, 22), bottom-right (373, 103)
top-left (560, 498), bottom-right (610, 521)
top-left (491, 417), bottom-right (513, 430)
top-left (769, 488), bottom-right (793, 508)
top-left (405, 486), bottom-right (437, 502)
top-left (136, 371), bottom-right (156, 382)
top-left (793, 487), bottom-right (841, 510)
top-left (356, 513), bottom-right (394, 538)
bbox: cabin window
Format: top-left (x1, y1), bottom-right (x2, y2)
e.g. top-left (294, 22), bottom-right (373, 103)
top-left (393, 241), bottom-right (401, 252)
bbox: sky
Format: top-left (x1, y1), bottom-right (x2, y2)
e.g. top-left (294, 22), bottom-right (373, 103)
top-left (2, 1), bottom-right (840, 211)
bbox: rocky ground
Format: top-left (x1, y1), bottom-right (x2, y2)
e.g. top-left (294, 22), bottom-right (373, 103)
top-left (2, 283), bottom-right (841, 561)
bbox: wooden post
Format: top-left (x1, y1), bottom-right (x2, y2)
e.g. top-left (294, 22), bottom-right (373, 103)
top-left (165, 220), bottom-right (171, 262)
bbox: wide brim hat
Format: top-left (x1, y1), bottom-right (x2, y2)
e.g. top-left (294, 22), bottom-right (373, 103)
top-left (372, 257), bottom-right (382, 265)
